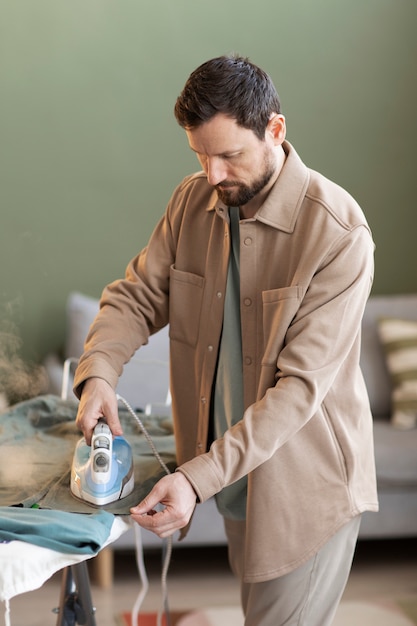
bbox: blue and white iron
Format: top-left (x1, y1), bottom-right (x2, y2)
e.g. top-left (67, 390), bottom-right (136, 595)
top-left (70, 420), bottom-right (134, 506)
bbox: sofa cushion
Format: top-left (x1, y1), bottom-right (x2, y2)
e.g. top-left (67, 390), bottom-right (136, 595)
top-left (373, 420), bottom-right (417, 487)
top-left (65, 292), bottom-right (170, 412)
top-left (360, 294), bottom-right (417, 418)
top-left (377, 317), bottom-right (417, 429)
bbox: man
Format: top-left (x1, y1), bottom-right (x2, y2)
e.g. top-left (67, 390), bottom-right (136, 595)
top-left (74, 55), bottom-right (378, 625)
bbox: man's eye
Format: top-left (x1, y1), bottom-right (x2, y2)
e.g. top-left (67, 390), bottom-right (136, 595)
top-left (223, 153), bottom-right (239, 160)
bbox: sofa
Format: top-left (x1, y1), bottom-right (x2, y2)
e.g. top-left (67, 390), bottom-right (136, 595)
top-left (45, 291), bottom-right (417, 550)
top-left (356, 293), bottom-right (417, 539)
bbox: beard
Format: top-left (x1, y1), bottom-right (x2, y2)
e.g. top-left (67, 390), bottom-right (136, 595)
top-left (215, 151), bottom-right (277, 207)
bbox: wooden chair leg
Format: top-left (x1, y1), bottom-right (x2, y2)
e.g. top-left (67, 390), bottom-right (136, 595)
top-left (89, 547), bottom-right (114, 589)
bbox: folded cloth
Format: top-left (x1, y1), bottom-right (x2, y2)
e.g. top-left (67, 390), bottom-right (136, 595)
top-left (0, 516), bottom-right (131, 601)
top-left (0, 507), bottom-right (114, 555)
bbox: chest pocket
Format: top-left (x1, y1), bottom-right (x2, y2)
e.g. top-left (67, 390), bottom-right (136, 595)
top-left (261, 285), bottom-right (302, 365)
top-left (169, 265), bottom-right (205, 347)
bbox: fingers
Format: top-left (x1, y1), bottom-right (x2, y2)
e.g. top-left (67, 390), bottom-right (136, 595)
top-left (75, 377), bottom-right (123, 444)
top-left (130, 473), bottom-right (197, 538)
top-left (132, 506), bottom-right (189, 539)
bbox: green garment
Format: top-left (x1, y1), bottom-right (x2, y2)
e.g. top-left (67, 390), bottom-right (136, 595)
top-left (214, 206), bottom-right (247, 520)
top-left (0, 395), bottom-right (176, 514)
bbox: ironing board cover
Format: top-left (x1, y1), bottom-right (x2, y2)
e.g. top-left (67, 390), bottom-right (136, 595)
top-left (0, 516), bottom-right (130, 602)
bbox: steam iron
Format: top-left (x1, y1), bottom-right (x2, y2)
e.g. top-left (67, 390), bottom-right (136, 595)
top-left (70, 420), bottom-right (135, 506)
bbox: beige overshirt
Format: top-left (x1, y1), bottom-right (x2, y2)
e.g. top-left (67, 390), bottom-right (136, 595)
top-left (75, 141), bottom-right (378, 582)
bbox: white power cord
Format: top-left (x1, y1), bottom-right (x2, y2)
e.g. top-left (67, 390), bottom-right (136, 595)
top-left (131, 524), bottom-right (148, 625)
top-left (116, 394), bottom-right (173, 626)
top-left (3, 598), bottom-right (10, 626)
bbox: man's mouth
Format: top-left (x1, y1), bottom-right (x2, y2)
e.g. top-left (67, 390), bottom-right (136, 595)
top-left (217, 182), bottom-right (238, 190)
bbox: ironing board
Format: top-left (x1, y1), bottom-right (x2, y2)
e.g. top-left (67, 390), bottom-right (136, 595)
top-left (0, 395), bottom-right (176, 625)
top-left (0, 516), bottom-right (130, 625)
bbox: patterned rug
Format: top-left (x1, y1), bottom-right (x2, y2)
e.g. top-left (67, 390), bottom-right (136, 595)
top-left (115, 612), bottom-right (188, 626)
top-left (115, 607), bottom-right (242, 625)
top-left (116, 598), bottom-right (417, 626)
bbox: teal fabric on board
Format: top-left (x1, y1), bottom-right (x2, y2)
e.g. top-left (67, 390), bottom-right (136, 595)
top-left (214, 207), bottom-right (247, 520)
top-left (0, 507), bottom-right (114, 555)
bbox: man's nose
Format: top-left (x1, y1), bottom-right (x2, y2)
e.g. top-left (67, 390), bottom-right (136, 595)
top-left (206, 157), bottom-right (227, 187)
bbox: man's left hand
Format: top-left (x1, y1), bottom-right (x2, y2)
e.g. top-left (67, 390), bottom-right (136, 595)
top-left (130, 472), bottom-right (197, 538)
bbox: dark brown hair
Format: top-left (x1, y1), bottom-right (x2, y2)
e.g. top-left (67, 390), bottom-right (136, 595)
top-left (174, 54), bottom-right (282, 140)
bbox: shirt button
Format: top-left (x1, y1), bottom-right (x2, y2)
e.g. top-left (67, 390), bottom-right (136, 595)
top-left (244, 298), bottom-right (252, 306)
top-left (245, 356), bottom-right (252, 365)
top-left (244, 237), bottom-right (253, 246)
top-left (216, 291), bottom-right (222, 298)
top-left (208, 345), bottom-right (214, 352)
top-left (201, 397), bottom-right (207, 404)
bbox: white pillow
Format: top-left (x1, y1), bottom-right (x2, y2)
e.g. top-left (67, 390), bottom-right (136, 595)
top-left (65, 292), bottom-right (99, 361)
top-left (65, 292), bottom-right (170, 412)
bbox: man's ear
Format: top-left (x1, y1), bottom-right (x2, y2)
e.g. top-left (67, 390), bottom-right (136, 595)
top-left (267, 113), bottom-right (286, 145)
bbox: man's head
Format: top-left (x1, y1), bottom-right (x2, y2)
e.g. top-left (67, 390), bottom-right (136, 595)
top-left (175, 55), bottom-right (286, 213)
top-left (174, 54), bottom-right (282, 140)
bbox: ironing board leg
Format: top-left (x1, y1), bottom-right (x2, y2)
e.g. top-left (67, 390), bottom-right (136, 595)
top-left (55, 566), bottom-right (73, 626)
top-left (55, 562), bottom-right (97, 626)
top-left (72, 562), bottom-right (97, 626)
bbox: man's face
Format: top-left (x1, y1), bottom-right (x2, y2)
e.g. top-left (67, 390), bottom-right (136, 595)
top-left (186, 113), bottom-right (279, 208)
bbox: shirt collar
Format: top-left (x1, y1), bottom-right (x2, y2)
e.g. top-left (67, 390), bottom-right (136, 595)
top-left (255, 141), bottom-right (310, 233)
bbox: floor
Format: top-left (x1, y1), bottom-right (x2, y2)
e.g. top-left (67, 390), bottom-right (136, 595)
top-left (4, 537), bottom-right (417, 626)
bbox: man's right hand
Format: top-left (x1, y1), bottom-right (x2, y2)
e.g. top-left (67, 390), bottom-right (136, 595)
top-left (75, 377), bottom-right (123, 445)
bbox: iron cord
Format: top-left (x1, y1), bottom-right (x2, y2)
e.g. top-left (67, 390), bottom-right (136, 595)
top-left (116, 394), bottom-right (172, 626)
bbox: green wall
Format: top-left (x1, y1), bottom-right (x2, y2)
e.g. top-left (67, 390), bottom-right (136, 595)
top-left (1, 0), bottom-right (416, 364)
